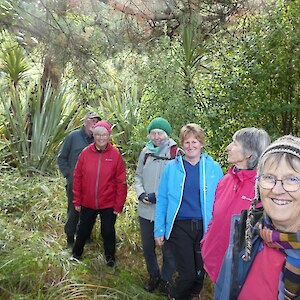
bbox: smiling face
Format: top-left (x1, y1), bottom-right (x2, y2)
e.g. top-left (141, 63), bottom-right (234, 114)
top-left (93, 126), bottom-right (110, 150)
top-left (183, 133), bottom-right (203, 164)
top-left (227, 139), bottom-right (249, 169)
top-left (259, 155), bottom-right (300, 232)
top-left (149, 129), bottom-right (167, 147)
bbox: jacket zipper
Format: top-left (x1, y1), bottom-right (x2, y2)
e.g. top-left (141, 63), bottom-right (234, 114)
top-left (95, 153), bottom-right (101, 209)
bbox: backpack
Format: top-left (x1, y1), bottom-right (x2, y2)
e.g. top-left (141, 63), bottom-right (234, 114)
top-left (143, 145), bottom-right (178, 165)
top-left (215, 207), bottom-right (264, 300)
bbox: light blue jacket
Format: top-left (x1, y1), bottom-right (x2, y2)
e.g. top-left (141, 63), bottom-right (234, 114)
top-left (154, 153), bottom-right (223, 240)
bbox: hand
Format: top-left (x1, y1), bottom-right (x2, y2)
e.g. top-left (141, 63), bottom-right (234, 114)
top-left (75, 206), bottom-right (81, 212)
top-left (139, 193), bottom-right (152, 205)
top-left (155, 236), bottom-right (165, 246)
top-left (142, 198), bottom-right (152, 205)
top-left (113, 210), bottom-right (119, 215)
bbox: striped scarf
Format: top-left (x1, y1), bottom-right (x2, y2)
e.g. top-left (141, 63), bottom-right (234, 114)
top-left (254, 215), bottom-right (300, 300)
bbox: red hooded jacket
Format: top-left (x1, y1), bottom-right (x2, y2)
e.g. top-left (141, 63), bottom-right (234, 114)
top-left (73, 142), bottom-right (127, 212)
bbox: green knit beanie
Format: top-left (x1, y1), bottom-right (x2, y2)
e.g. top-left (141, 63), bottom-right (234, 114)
top-left (148, 117), bottom-right (172, 136)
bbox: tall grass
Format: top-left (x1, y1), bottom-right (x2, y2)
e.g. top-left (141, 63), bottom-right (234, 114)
top-left (0, 169), bottom-right (214, 299)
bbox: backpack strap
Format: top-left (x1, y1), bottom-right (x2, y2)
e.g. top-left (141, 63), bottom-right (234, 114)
top-left (143, 145), bottom-right (178, 165)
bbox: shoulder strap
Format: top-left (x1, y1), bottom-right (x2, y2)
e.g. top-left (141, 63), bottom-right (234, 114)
top-left (143, 145), bottom-right (178, 165)
top-left (170, 144), bottom-right (178, 159)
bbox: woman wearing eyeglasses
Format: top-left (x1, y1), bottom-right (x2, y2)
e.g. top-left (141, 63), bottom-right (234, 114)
top-left (201, 128), bottom-right (270, 284)
top-left (215, 135), bottom-right (300, 299)
top-left (72, 121), bottom-right (127, 266)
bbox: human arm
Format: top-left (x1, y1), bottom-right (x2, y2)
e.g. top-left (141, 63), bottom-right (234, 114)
top-left (72, 152), bottom-right (84, 208)
top-left (154, 164), bottom-right (170, 241)
top-left (57, 134), bottom-right (72, 178)
top-left (113, 153), bottom-right (128, 213)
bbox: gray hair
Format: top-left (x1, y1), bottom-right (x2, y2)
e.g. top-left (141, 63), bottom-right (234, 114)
top-left (233, 127), bottom-right (271, 170)
top-left (242, 135), bottom-right (300, 261)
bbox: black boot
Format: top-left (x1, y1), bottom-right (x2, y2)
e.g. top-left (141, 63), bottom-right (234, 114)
top-left (158, 279), bottom-right (172, 296)
top-left (144, 275), bottom-right (160, 292)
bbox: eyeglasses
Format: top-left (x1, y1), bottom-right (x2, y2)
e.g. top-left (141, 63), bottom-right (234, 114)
top-left (257, 174), bottom-right (300, 192)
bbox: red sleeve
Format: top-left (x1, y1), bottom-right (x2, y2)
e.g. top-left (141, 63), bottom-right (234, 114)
top-left (72, 152), bottom-right (84, 206)
top-left (113, 153), bottom-right (127, 213)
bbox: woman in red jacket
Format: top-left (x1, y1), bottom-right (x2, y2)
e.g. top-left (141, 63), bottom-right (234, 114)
top-left (72, 120), bottom-right (127, 266)
top-left (201, 127), bottom-right (270, 283)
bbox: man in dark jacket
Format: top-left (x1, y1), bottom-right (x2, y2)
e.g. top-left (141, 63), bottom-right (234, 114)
top-left (57, 111), bottom-right (100, 248)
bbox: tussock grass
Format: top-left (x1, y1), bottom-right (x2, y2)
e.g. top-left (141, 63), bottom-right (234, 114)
top-left (0, 169), bottom-right (213, 299)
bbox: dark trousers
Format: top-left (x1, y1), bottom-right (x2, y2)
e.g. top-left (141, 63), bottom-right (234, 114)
top-left (168, 219), bottom-right (205, 300)
top-left (73, 206), bottom-right (117, 261)
top-left (64, 180), bottom-right (79, 238)
top-left (139, 217), bottom-right (175, 282)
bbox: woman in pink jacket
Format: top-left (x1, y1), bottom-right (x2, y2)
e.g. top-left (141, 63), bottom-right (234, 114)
top-left (215, 135), bottom-right (300, 299)
top-left (72, 121), bottom-right (127, 266)
top-left (201, 128), bottom-right (270, 283)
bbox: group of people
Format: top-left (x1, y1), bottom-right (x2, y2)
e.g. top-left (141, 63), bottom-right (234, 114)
top-left (57, 112), bottom-right (300, 300)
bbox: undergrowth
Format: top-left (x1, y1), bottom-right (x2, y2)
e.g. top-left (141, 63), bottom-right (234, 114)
top-left (0, 169), bottom-right (214, 300)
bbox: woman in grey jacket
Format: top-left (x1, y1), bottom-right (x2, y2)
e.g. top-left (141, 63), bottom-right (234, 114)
top-left (135, 117), bottom-right (178, 295)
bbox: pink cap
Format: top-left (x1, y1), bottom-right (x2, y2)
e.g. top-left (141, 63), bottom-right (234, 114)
top-left (93, 120), bottom-right (112, 134)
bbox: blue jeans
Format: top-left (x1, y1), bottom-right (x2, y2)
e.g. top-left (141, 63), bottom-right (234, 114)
top-left (139, 216), bottom-right (175, 282)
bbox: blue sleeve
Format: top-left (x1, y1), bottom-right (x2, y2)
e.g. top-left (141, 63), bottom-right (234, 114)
top-left (154, 163), bottom-right (170, 238)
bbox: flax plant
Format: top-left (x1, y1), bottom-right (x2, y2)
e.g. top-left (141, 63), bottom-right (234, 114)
top-left (0, 81), bottom-right (79, 174)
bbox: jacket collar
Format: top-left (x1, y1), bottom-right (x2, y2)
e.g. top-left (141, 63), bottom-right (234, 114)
top-left (228, 165), bottom-right (257, 182)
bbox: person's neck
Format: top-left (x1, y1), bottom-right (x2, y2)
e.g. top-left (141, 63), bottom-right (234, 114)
top-left (95, 144), bottom-right (108, 151)
top-left (185, 157), bottom-right (200, 166)
top-left (273, 222), bottom-right (300, 233)
top-left (84, 126), bottom-right (92, 138)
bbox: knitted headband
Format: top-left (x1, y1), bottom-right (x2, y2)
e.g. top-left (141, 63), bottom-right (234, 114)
top-left (93, 120), bottom-right (112, 134)
top-left (260, 135), bottom-right (300, 160)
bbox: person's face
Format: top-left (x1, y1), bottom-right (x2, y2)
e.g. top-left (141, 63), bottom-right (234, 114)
top-left (93, 127), bottom-right (110, 150)
top-left (259, 157), bottom-right (300, 232)
top-left (226, 138), bottom-right (249, 169)
top-left (149, 129), bottom-right (166, 147)
top-left (182, 134), bottom-right (203, 161)
top-left (84, 117), bottom-right (99, 133)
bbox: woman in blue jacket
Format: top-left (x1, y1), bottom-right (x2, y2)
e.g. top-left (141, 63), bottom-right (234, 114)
top-left (154, 123), bottom-right (223, 300)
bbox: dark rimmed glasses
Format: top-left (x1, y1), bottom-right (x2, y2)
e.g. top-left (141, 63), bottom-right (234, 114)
top-left (257, 174), bottom-right (300, 192)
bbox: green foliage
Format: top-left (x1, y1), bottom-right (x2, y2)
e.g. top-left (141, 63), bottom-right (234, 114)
top-left (97, 84), bottom-right (144, 170)
top-left (0, 44), bottom-right (31, 87)
top-left (0, 81), bottom-right (80, 174)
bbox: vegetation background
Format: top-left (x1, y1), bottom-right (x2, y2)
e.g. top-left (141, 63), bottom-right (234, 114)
top-left (0, 0), bottom-right (299, 299)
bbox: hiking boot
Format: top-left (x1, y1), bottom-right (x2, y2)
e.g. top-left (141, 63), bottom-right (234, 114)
top-left (106, 259), bottom-right (115, 267)
top-left (158, 280), bottom-right (172, 296)
top-left (144, 275), bottom-right (160, 292)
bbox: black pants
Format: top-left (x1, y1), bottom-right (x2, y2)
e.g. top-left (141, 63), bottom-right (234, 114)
top-left (139, 216), bottom-right (175, 282)
top-left (73, 206), bottom-right (116, 261)
top-left (168, 219), bottom-right (205, 300)
top-left (64, 180), bottom-right (79, 238)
